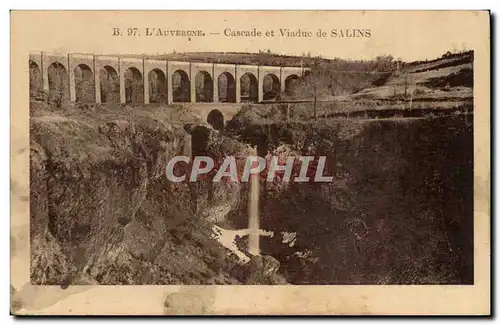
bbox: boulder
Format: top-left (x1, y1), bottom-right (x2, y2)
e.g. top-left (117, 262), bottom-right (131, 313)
top-left (236, 255), bottom-right (286, 284)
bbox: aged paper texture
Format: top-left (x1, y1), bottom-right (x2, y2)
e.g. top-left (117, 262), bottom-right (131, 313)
top-left (10, 10), bottom-right (490, 315)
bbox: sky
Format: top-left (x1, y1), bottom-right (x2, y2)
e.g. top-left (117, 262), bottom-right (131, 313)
top-left (15, 11), bottom-right (489, 62)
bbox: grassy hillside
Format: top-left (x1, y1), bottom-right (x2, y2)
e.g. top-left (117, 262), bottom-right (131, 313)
top-left (351, 51), bottom-right (473, 100)
top-left (101, 50), bottom-right (472, 102)
top-left (284, 50), bottom-right (473, 117)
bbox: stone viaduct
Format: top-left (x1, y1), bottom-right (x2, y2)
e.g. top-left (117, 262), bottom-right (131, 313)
top-left (29, 51), bottom-right (311, 129)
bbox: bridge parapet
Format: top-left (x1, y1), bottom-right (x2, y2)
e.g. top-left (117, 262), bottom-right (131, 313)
top-left (214, 63), bottom-right (237, 76)
top-left (95, 56), bottom-right (119, 71)
top-left (29, 52), bottom-right (42, 70)
top-left (29, 52), bottom-right (43, 96)
top-left (280, 66), bottom-right (306, 94)
top-left (236, 65), bottom-right (259, 103)
top-left (144, 59), bottom-right (168, 104)
top-left (191, 62), bottom-right (215, 103)
top-left (40, 52), bottom-right (69, 94)
top-left (144, 59), bottom-right (167, 76)
top-left (119, 58), bottom-right (144, 104)
top-left (94, 56), bottom-right (119, 104)
top-left (258, 66), bottom-right (281, 102)
top-left (68, 54), bottom-right (94, 102)
top-left (167, 61), bottom-right (191, 104)
top-left (214, 63), bottom-right (237, 103)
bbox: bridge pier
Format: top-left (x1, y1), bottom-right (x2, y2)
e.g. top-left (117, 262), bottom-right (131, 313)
top-left (213, 80), bottom-right (219, 104)
top-left (68, 56), bottom-right (76, 103)
top-left (236, 80), bottom-right (241, 103)
top-left (94, 58), bottom-right (101, 104)
top-left (190, 79), bottom-right (197, 104)
top-left (119, 59), bottom-right (126, 104)
top-left (144, 72), bottom-right (150, 105)
top-left (41, 53), bottom-right (50, 93)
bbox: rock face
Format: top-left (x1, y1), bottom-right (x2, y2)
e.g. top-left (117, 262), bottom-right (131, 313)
top-left (29, 104), bottom-right (250, 285)
top-left (228, 114), bottom-right (474, 285)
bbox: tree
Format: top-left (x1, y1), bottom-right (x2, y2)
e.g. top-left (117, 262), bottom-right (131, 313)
top-left (375, 55), bottom-right (394, 71)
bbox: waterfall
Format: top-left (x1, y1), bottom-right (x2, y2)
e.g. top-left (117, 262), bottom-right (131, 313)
top-left (248, 145), bottom-right (260, 256)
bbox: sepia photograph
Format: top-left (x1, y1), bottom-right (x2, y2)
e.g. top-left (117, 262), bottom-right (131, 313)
top-left (10, 10), bottom-right (490, 315)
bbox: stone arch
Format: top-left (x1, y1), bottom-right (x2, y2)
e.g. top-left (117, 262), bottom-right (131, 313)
top-left (284, 74), bottom-right (300, 96)
top-left (172, 70), bottom-right (190, 102)
top-left (74, 64), bottom-right (95, 103)
top-left (99, 66), bottom-right (120, 104)
top-left (217, 72), bottom-right (236, 103)
top-left (148, 69), bottom-right (167, 103)
top-left (263, 74), bottom-right (280, 101)
top-left (240, 72), bottom-right (258, 103)
top-left (29, 60), bottom-right (42, 97)
top-left (207, 109), bottom-right (224, 131)
top-left (124, 67), bottom-right (144, 104)
top-left (195, 71), bottom-right (213, 102)
top-left (47, 62), bottom-right (69, 104)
